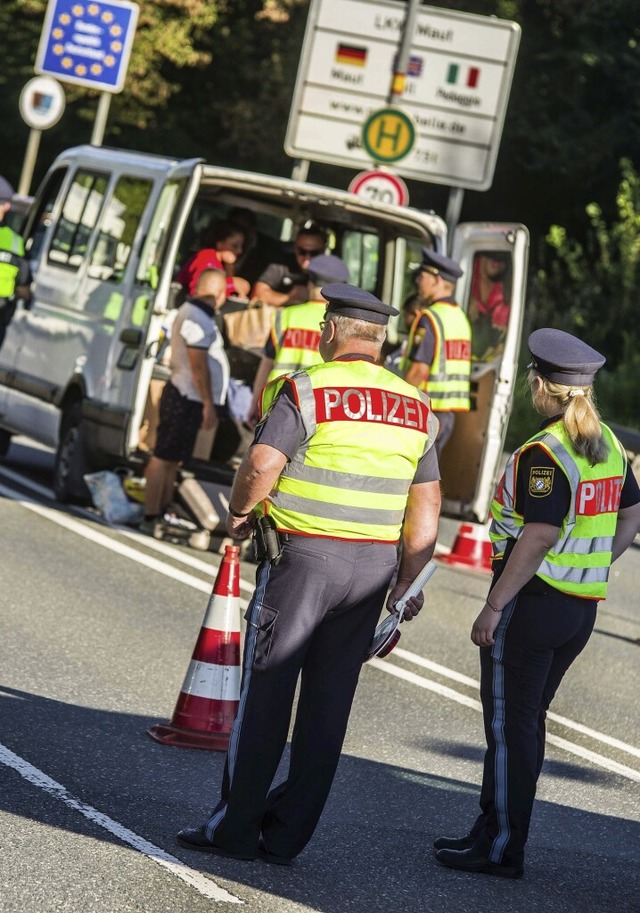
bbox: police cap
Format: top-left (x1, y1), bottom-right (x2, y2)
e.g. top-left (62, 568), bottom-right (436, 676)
top-left (417, 248), bottom-right (463, 283)
top-left (307, 254), bottom-right (350, 285)
top-left (528, 328), bottom-right (606, 386)
top-left (0, 176), bottom-right (15, 203)
top-left (322, 283), bottom-right (399, 325)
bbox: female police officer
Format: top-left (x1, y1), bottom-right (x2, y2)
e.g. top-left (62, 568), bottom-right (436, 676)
top-left (434, 327), bottom-right (640, 878)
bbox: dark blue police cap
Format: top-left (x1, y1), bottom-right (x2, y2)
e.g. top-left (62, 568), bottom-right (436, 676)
top-left (322, 283), bottom-right (399, 326)
top-left (528, 328), bottom-right (606, 386)
top-left (0, 176), bottom-right (15, 203)
top-left (417, 248), bottom-right (463, 283)
top-left (307, 254), bottom-right (350, 285)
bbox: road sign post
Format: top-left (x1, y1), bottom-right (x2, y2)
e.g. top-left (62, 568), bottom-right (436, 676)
top-left (18, 76), bottom-right (67, 194)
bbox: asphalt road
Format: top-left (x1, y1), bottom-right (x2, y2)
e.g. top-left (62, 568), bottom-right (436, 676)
top-left (0, 439), bottom-right (639, 913)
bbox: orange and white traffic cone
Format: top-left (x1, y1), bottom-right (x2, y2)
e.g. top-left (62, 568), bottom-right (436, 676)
top-left (436, 522), bottom-right (493, 574)
top-left (147, 544), bottom-right (242, 751)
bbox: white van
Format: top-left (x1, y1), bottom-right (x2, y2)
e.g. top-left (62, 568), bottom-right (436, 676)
top-left (0, 144), bottom-right (528, 522)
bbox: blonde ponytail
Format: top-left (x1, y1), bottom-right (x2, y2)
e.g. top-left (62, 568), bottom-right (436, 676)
top-left (528, 370), bottom-right (609, 465)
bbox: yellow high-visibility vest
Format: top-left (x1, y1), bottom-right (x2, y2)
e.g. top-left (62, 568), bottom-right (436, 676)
top-left (267, 300), bottom-right (324, 382)
top-left (490, 420), bottom-right (627, 599)
top-left (0, 226), bottom-right (25, 299)
top-left (261, 359), bottom-right (438, 542)
top-left (401, 301), bottom-right (471, 411)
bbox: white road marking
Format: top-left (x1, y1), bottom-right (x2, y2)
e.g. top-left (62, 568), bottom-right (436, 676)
top-left (0, 743), bottom-right (242, 904)
top-left (368, 657), bottom-right (640, 783)
top-left (3, 474), bottom-right (640, 791)
top-left (392, 647), bottom-right (640, 761)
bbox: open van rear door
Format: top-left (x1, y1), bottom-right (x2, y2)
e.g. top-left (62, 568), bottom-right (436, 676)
top-left (440, 222), bottom-right (529, 523)
top-left (125, 160), bottom-right (204, 457)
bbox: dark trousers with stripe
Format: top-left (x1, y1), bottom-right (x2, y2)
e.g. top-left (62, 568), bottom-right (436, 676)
top-left (470, 587), bottom-right (597, 867)
top-left (204, 535), bottom-right (398, 859)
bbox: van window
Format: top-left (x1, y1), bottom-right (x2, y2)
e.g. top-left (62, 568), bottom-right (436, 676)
top-left (340, 230), bottom-right (379, 292)
top-left (48, 169), bottom-right (109, 270)
top-left (137, 178), bottom-right (188, 288)
top-left (467, 251), bottom-right (513, 362)
top-left (25, 167), bottom-right (67, 264)
top-left (88, 176), bottom-right (153, 282)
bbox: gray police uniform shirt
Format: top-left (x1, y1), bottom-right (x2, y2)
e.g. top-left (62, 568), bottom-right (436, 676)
top-left (169, 300), bottom-right (229, 406)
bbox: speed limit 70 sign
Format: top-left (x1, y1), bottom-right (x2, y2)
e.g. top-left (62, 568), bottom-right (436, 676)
top-left (348, 170), bottom-right (409, 207)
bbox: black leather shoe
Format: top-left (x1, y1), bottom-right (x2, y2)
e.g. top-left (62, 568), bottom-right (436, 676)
top-left (258, 837), bottom-right (294, 867)
top-left (435, 847), bottom-right (523, 879)
top-left (176, 826), bottom-right (256, 861)
top-left (433, 835), bottom-right (474, 851)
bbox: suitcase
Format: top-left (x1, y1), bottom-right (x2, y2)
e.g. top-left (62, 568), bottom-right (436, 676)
top-left (175, 475), bottom-right (221, 531)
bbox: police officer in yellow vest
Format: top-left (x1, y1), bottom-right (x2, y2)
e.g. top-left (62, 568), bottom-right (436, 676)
top-left (434, 328), bottom-right (640, 879)
top-left (0, 176), bottom-right (30, 348)
top-left (401, 249), bottom-right (471, 456)
top-left (177, 284), bottom-right (442, 863)
top-left (248, 253), bottom-right (350, 424)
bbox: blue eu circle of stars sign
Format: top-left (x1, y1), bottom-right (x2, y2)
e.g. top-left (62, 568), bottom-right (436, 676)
top-left (35, 0), bottom-right (139, 94)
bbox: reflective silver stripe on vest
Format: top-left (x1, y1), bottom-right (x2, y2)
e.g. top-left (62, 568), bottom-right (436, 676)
top-left (529, 432), bottom-right (581, 524)
top-left (271, 491), bottom-right (406, 526)
top-left (273, 308), bottom-right (284, 341)
top-left (549, 535), bottom-right (613, 555)
top-left (291, 371), bottom-right (317, 437)
top-left (275, 360), bottom-right (305, 373)
top-left (282, 459), bottom-right (412, 494)
top-left (429, 310), bottom-right (447, 377)
top-left (429, 373), bottom-right (470, 382)
top-left (536, 559), bottom-right (609, 584)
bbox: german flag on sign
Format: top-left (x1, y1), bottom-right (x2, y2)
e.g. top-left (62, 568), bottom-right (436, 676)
top-left (335, 43), bottom-right (367, 67)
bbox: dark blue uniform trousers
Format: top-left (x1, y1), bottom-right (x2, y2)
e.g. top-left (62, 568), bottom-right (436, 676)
top-left (470, 587), bottom-right (597, 867)
top-left (203, 534), bottom-right (398, 859)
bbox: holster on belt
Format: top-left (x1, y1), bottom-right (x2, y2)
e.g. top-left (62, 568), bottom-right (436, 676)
top-left (253, 515), bottom-right (283, 565)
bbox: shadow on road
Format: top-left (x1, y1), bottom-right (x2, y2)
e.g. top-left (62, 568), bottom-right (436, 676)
top-left (1, 685), bottom-right (639, 913)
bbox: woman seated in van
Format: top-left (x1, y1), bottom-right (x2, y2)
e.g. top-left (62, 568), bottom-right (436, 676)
top-left (177, 219), bottom-right (250, 301)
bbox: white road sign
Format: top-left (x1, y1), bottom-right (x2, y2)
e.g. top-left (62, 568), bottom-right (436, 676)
top-left (285, 0), bottom-right (521, 190)
top-left (19, 76), bottom-right (66, 130)
top-left (348, 170), bottom-right (409, 206)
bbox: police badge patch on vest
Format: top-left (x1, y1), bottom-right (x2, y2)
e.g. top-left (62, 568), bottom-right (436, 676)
top-left (529, 466), bottom-right (554, 497)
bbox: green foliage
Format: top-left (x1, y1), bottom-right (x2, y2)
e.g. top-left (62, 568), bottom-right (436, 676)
top-left (522, 158), bottom-right (640, 431)
top-left (535, 158), bottom-right (640, 359)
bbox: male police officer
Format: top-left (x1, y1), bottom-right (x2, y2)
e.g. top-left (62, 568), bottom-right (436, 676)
top-left (248, 253), bottom-right (350, 422)
top-left (0, 176), bottom-right (30, 348)
top-left (177, 284), bottom-right (442, 864)
top-left (401, 249), bottom-right (471, 457)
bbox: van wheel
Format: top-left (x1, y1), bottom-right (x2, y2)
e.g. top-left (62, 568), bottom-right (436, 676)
top-left (0, 429), bottom-right (12, 458)
top-left (54, 403), bottom-right (91, 504)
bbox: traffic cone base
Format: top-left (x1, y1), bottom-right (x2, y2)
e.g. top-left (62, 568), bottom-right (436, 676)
top-left (437, 522), bottom-right (493, 574)
top-left (147, 722), bottom-right (230, 752)
top-left (147, 545), bottom-right (242, 751)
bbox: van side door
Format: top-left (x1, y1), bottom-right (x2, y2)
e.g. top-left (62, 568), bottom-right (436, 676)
top-left (125, 161), bottom-right (204, 457)
top-left (442, 223), bottom-right (529, 522)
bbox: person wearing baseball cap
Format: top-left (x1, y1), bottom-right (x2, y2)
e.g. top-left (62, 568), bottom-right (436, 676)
top-left (434, 327), bottom-right (640, 879)
top-left (0, 176), bottom-right (31, 348)
top-left (177, 282), bottom-right (442, 865)
top-left (247, 253), bottom-right (350, 423)
top-left (401, 248), bottom-right (471, 456)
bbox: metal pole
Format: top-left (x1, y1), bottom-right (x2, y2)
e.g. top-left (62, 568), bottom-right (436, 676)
top-left (18, 128), bottom-right (42, 196)
top-left (290, 159), bottom-right (310, 183)
top-left (387, 0), bottom-right (420, 105)
top-left (91, 92), bottom-right (112, 146)
top-left (445, 186), bottom-right (465, 240)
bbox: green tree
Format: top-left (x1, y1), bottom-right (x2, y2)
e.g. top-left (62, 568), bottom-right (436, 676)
top-left (531, 158), bottom-right (640, 428)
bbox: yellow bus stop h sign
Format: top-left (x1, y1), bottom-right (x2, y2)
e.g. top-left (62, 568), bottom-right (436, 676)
top-left (361, 107), bottom-right (416, 164)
